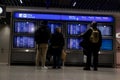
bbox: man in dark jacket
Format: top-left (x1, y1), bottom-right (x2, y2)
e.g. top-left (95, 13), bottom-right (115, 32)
top-left (79, 21), bottom-right (102, 71)
top-left (34, 21), bottom-right (51, 69)
top-left (50, 27), bottom-right (65, 69)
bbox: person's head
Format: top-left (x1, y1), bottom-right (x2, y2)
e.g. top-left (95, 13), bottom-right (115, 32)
top-left (55, 27), bottom-right (61, 33)
top-left (41, 20), bottom-right (48, 25)
top-left (90, 21), bottom-right (97, 29)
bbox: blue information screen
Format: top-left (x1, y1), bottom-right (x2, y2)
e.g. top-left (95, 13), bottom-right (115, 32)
top-left (67, 23), bottom-right (87, 35)
top-left (97, 25), bottom-right (112, 36)
top-left (101, 39), bottom-right (113, 50)
top-left (67, 38), bottom-right (82, 50)
top-left (67, 38), bottom-right (113, 51)
top-left (14, 12), bottom-right (114, 22)
top-left (14, 21), bottom-right (35, 33)
top-left (48, 23), bottom-right (62, 34)
top-left (13, 36), bottom-right (35, 48)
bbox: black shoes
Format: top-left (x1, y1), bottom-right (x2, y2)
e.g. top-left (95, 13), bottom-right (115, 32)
top-left (52, 66), bottom-right (56, 69)
top-left (83, 67), bottom-right (91, 71)
top-left (52, 66), bottom-right (61, 69)
top-left (57, 66), bottom-right (61, 69)
top-left (93, 68), bottom-right (98, 71)
top-left (83, 67), bottom-right (98, 71)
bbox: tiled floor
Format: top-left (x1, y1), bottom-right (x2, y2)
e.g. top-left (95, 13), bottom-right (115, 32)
top-left (0, 65), bottom-right (120, 80)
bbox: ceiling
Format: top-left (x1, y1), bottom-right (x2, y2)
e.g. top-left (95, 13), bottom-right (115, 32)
top-left (0, 0), bottom-right (120, 12)
top-left (0, 0), bottom-right (120, 25)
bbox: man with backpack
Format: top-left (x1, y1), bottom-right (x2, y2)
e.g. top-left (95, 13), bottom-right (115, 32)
top-left (79, 21), bottom-right (102, 71)
top-left (34, 21), bottom-right (51, 69)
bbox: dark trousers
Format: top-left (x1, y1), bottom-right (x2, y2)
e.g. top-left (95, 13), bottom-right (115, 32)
top-left (52, 48), bottom-right (62, 68)
top-left (85, 48), bottom-right (99, 69)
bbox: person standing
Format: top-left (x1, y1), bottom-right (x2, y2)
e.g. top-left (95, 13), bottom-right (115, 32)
top-left (79, 21), bottom-right (102, 71)
top-left (34, 21), bottom-right (51, 69)
top-left (50, 27), bottom-right (65, 69)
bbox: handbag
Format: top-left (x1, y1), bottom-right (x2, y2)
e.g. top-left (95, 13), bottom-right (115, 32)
top-left (61, 49), bottom-right (67, 62)
top-left (83, 55), bottom-right (87, 63)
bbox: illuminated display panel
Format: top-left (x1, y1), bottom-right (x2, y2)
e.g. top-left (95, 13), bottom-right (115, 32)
top-left (14, 21), bottom-right (35, 33)
top-left (67, 38), bottom-right (82, 50)
top-left (67, 23), bottom-right (87, 35)
top-left (14, 12), bottom-right (114, 22)
top-left (97, 25), bottom-right (112, 36)
top-left (48, 23), bottom-right (62, 34)
top-left (67, 38), bottom-right (113, 51)
top-left (13, 36), bottom-right (35, 48)
top-left (101, 39), bottom-right (113, 51)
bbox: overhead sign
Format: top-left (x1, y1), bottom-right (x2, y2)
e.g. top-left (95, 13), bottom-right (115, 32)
top-left (14, 12), bottom-right (114, 22)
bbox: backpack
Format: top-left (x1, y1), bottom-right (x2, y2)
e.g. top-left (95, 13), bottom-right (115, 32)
top-left (89, 28), bottom-right (99, 43)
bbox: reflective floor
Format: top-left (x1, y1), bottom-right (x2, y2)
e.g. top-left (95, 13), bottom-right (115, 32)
top-left (0, 65), bottom-right (120, 80)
